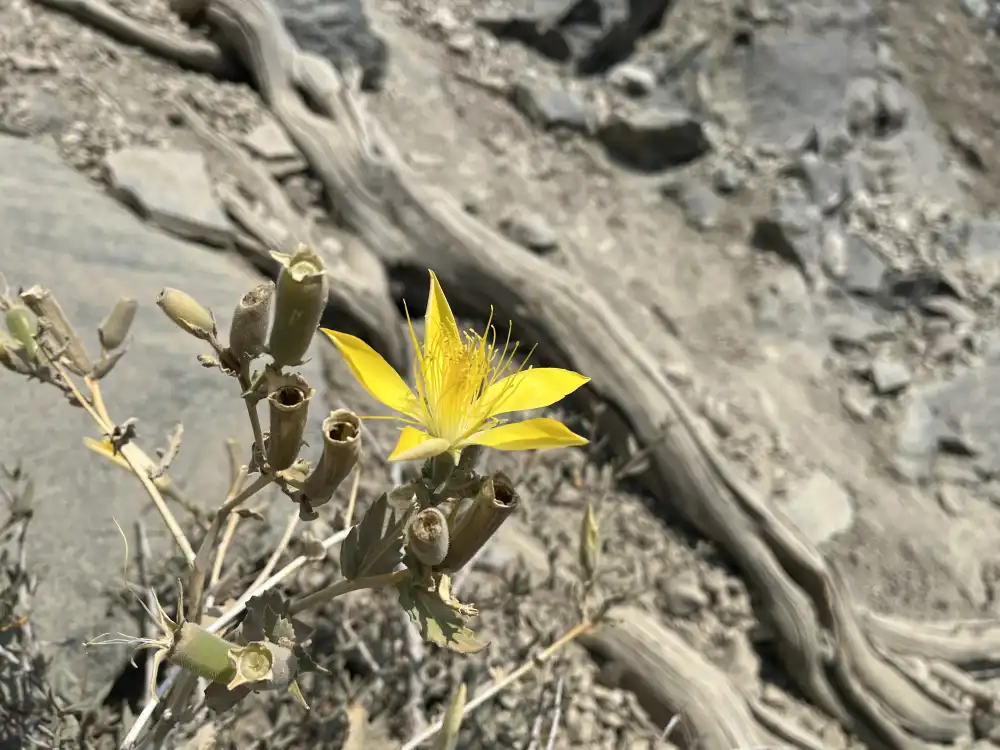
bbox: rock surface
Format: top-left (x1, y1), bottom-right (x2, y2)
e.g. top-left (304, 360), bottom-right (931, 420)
top-left (0, 135), bottom-right (323, 698)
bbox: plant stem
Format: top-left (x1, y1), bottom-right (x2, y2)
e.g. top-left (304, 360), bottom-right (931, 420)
top-left (289, 569), bottom-right (410, 615)
top-left (238, 361), bottom-right (265, 460)
top-left (400, 619), bottom-right (596, 750)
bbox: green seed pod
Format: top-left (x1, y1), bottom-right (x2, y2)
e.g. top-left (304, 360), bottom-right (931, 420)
top-left (4, 306), bottom-right (38, 362)
top-left (266, 372), bottom-right (314, 472)
top-left (0, 330), bottom-right (26, 373)
top-left (578, 501), bottom-right (600, 584)
top-left (156, 288), bottom-right (216, 341)
top-left (266, 244), bottom-right (328, 367)
top-left (167, 622), bottom-right (237, 685)
top-left (98, 297), bottom-right (138, 352)
top-left (407, 507), bottom-right (450, 567)
top-left (227, 282), bottom-right (273, 366)
top-left (226, 641), bottom-right (298, 692)
top-left (300, 409), bottom-right (361, 509)
top-left (440, 472), bottom-right (519, 574)
top-left (20, 286), bottom-right (92, 375)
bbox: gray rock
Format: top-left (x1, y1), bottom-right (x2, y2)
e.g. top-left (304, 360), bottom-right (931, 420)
top-left (476, 0), bottom-right (672, 75)
top-left (777, 470), bottom-right (855, 546)
top-left (0, 135), bottom-right (328, 699)
top-left (242, 118), bottom-right (298, 161)
top-left (786, 153), bottom-right (846, 214)
top-left (510, 81), bottom-right (590, 131)
top-left (103, 147), bottom-right (233, 247)
top-left (840, 233), bottom-right (888, 296)
top-left (661, 178), bottom-right (723, 230)
top-left (0, 84), bottom-right (71, 138)
top-left (751, 187), bottom-right (823, 277)
top-left (825, 296), bottom-right (895, 351)
top-left (739, 28), bottom-right (876, 149)
top-left (869, 356), bottom-right (911, 395)
top-left (273, 0), bottom-right (388, 90)
top-left (712, 159), bottom-right (748, 194)
top-left (598, 106), bottom-right (710, 171)
top-left (499, 208), bottom-right (559, 252)
top-left (608, 63), bottom-right (657, 97)
top-left (879, 268), bottom-right (963, 311)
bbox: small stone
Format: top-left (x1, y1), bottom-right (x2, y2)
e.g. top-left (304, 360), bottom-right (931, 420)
top-left (447, 31), bottom-right (476, 54)
top-left (949, 125), bottom-right (986, 171)
top-left (499, 208), bottom-right (558, 252)
top-left (103, 147), bottom-right (233, 246)
top-left (777, 470), bottom-right (855, 546)
top-left (242, 118), bottom-right (298, 161)
top-left (712, 159), bottom-right (748, 194)
top-left (510, 81), bottom-right (590, 131)
top-left (661, 178), bottom-right (723, 230)
top-left (869, 356), bottom-right (911, 395)
top-left (659, 569), bottom-right (708, 617)
top-left (607, 63), bottom-right (657, 97)
top-left (787, 153), bottom-right (845, 214)
top-left (599, 106), bottom-right (710, 171)
top-left (840, 233), bottom-right (888, 296)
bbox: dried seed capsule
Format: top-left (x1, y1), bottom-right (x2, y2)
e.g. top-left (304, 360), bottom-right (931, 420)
top-left (98, 297), bottom-right (138, 352)
top-left (156, 288), bottom-right (216, 341)
top-left (4, 306), bottom-right (38, 362)
top-left (300, 409), bottom-right (361, 509)
top-left (440, 472), bottom-right (519, 574)
top-left (226, 641), bottom-right (298, 692)
top-left (20, 285), bottom-right (92, 375)
top-left (578, 501), bottom-right (600, 584)
top-left (266, 372), bottom-right (313, 472)
top-left (407, 507), bottom-right (450, 567)
top-left (228, 281), bottom-right (274, 366)
top-left (267, 245), bottom-right (328, 367)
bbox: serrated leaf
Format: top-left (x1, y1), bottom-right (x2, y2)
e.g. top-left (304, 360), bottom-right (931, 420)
top-left (397, 579), bottom-right (489, 654)
top-left (340, 493), bottom-right (406, 580)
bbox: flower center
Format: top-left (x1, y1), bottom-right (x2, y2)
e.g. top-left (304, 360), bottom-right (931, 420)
top-left (412, 316), bottom-right (519, 444)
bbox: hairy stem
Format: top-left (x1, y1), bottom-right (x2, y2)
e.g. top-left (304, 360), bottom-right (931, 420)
top-left (288, 569), bottom-right (410, 615)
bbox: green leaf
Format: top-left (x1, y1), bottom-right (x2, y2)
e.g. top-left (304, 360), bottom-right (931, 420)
top-left (397, 578), bottom-right (489, 654)
top-left (340, 493), bottom-right (406, 580)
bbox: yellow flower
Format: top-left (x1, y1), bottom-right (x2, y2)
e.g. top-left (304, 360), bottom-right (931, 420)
top-left (321, 271), bottom-right (590, 462)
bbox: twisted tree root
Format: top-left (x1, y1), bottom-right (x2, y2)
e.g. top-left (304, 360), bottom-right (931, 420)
top-left (29, 0), bottom-right (1000, 747)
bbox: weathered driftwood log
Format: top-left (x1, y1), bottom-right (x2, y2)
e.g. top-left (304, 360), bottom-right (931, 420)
top-left (496, 521), bottom-right (771, 750)
top-left (27, 0), bottom-right (1000, 747)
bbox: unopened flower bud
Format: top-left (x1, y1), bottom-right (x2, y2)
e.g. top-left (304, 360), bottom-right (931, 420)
top-left (20, 286), bottom-right (92, 375)
top-left (440, 472), bottom-right (519, 574)
top-left (300, 409), bottom-right (361, 509)
top-left (267, 245), bottom-right (328, 367)
top-left (157, 288), bottom-right (217, 341)
top-left (98, 297), bottom-right (138, 351)
top-left (407, 507), bottom-right (450, 567)
top-left (266, 372), bottom-right (313, 472)
top-left (0, 330), bottom-right (26, 373)
top-left (4, 306), bottom-right (38, 362)
top-left (227, 282), bottom-right (273, 366)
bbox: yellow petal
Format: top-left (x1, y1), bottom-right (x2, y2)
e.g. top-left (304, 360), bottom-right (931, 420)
top-left (483, 368), bottom-right (590, 416)
top-left (83, 436), bottom-right (131, 471)
top-left (467, 417), bottom-right (589, 451)
top-left (321, 330), bottom-right (416, 415)
top-left (424, 270), bottom-right (460, 355)
top-left (388, 427), bottom-right (451, 462)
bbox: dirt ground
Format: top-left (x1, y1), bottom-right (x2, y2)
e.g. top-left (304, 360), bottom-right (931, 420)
top-left (6, 0), bottom-right (1000, 748)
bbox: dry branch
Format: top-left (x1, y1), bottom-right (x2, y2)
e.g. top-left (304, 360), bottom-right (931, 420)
top-left (24, 0), bottom-right (1000, 747)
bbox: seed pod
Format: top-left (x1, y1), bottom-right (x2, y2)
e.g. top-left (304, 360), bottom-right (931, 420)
top-left (267, 245), bottom-right (328, 367)
top-left (266, 372), bottom-right (313, 472)
top-left (440, 472), bottom-right (519, 574)
top-left (300, 409), bottom-right (361, 509)
top-left (578, 501), bottom-right (600, 584)
top-left (407, 507), bottom-right (450, 567)
top-left (227, 281), bottom-right (273, 366)
top-left (98, 297), bottom-right (138, 351)
top-left (226, 641), bottom-right (298, 692)
top-left (20, 286), bottom-right (92, 375)
top-left (156, 288), bottom-right (216, 341)
top-left (167, 622), bottom-right (237, 685)
top-left (4, 306), bottom-right (38, 362)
